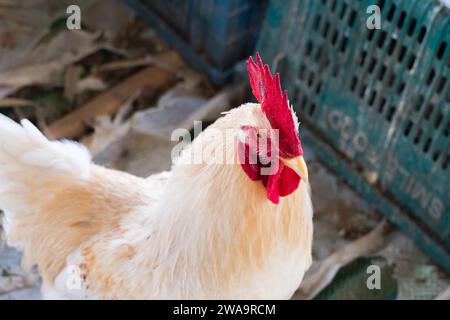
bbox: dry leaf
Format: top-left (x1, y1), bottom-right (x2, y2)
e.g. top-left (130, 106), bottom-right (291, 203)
top-left (293, 220), bottom-right (394, 300)
top-left (0, 30), bottom-right (103, 92)
top-left (76, 76), bottom-right (107, 94)
top-left (83, 91), bottom-right (138, 156)
top-left (435, 286), bottom-right (450, 300)
top-left (64, 65), bottom-right (83, 102)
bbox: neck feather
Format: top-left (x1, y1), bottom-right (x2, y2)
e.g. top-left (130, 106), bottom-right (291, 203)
top-left (145, 106), bottom-right (313, 296)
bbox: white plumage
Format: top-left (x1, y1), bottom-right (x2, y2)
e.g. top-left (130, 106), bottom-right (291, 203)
top-left (0, 103), bottom-right (313, 299)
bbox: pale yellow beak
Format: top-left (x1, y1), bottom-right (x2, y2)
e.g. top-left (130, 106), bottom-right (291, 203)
top-left (282, 156), bottom-right (309, 183)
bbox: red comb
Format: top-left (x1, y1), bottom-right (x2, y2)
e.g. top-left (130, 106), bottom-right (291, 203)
top-left (247, 53), bottom-right (302, 158)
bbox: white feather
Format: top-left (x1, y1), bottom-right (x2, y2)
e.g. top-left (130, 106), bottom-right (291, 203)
top-left (0, 114), bottom-right (91, 178)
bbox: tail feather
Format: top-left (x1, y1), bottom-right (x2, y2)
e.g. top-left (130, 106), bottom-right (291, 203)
top-left (0, 114), bottom-right (91, 179)
top-left (0, 114), bottom-right (92, 282)
top-left (0, 114), bottom-right (151, 285)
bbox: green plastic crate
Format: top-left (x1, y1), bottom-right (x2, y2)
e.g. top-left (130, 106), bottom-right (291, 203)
top-left (257, 0), bottom-right (449, 272)
top-left (122, 0), bottom-right (268, 85)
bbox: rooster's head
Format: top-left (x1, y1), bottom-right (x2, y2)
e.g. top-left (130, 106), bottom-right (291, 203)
top-left (237, 53), bottom-right (308, 204)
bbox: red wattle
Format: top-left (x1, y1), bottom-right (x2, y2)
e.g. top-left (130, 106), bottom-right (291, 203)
top-left (279, 165), bottom-right (301, 196)
top-left (264, 162), bottom-right (300, 204)
top-left (265, 166), bottom-right (281, 204)
top-left (238, 141), bottom-right (260, 181)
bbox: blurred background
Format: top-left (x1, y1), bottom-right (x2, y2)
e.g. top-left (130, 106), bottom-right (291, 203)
top-left (0, 0), bottom-right (448, 299)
